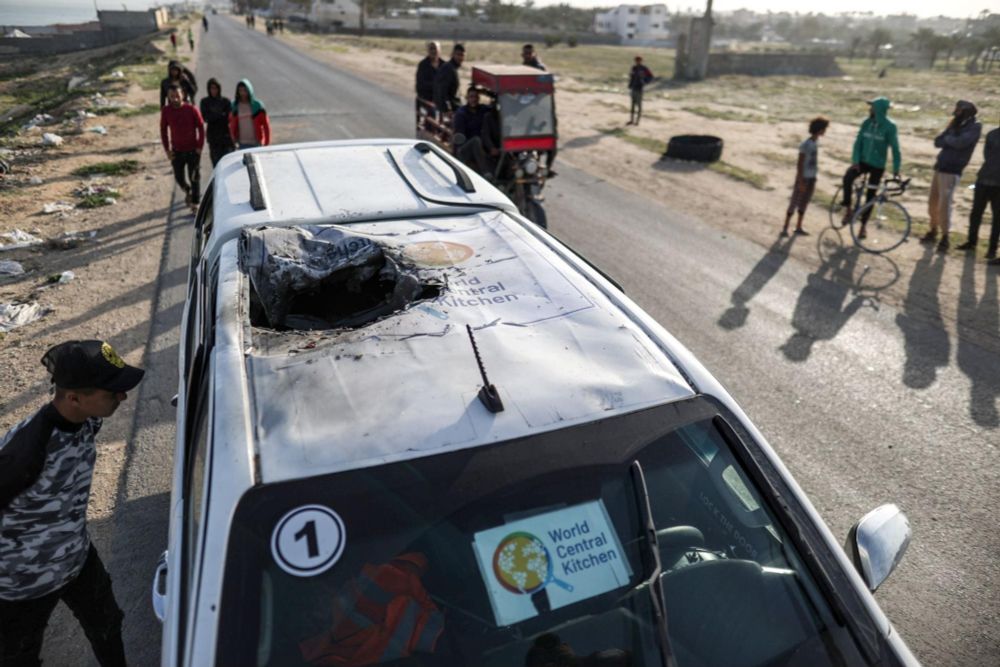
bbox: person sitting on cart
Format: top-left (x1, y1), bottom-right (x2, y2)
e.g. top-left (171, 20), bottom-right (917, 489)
top-left (453, 86), bottom-right (494, 179)
top-left (416, 41), bottom-right (441, 123)
top-left (434, 44), bottom-right (466, 118)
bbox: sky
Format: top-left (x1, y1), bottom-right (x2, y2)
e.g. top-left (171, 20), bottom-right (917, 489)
top-left (0, 0), bottom-right (991, 22)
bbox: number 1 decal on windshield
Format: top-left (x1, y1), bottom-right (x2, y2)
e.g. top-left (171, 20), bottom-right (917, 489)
top-left (271, 505), bottom-right (346, 577)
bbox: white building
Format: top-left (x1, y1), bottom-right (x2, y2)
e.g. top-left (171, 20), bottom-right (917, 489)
top-left (310, 0), bottom-right (361, 29)
top-left (594, 4), bottom-right (669, 42)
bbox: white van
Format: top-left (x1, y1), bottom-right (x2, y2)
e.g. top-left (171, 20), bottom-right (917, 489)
top-left (154, 140), bottom-right (919, 667)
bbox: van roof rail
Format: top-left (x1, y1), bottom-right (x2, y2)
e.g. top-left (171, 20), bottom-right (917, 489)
top-left (414, 141), bottom-right (476, 193)
top-left (242, 152), bottom-right (269, 211)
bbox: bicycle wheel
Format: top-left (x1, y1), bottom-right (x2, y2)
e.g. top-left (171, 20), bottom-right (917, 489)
top-left (850, 199), bottom-right (911, 253)
top-left (829, 185), bottom-right (850, 229)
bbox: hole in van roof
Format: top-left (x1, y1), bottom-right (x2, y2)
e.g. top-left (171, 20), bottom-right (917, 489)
top-left (241, 226), bottom-right (442, 332)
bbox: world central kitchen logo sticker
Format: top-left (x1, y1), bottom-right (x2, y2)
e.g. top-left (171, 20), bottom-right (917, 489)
top-left (473, 500), bottom-right (632, 626)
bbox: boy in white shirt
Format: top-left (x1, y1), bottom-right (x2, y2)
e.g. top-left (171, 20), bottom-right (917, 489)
top-left (783, 117), bottom-right (829, 237)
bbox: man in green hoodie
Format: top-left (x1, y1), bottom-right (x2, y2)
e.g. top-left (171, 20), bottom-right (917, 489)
top-left (841, 97), bottom-right (902, 238)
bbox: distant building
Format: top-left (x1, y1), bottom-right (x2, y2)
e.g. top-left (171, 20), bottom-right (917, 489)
top-left (96, 8), bottom-right (167, 32)
top-left (310, 0), bottom-right (361, 29)
top-left (415, 7), bottom-right (460, 19)
top-left (594, 4), bottom-right (669, 42)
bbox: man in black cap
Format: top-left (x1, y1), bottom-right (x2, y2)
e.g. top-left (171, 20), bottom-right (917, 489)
top-left (0, 340), bottom-right (144, 666)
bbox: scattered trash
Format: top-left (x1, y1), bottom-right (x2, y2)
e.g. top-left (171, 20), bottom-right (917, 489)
top-left (109, 70), bottom-right (125, 79)
top-left (0, 260), bottom-right (25, 276)
top-left (87, 125), bottom-right (108, 135)
top-left (67, 75), bottom-right (88, 91)
top-left (76, 109), bottom-right (98, 119)
top-left (48, 229), bottom-right (97, 250)
top-left (0, 302), bottom-right (47, 333)
top-left (29, 176), bottom-right (42, 185)
top-left (0, 229), bottom-right (44, 250)
top-left (87, 92), bottom-right (131, 111)
top-left (75, 184), bottom-right (118, 197)
top-left (23, 113), bottom-right (55, 130)
top-left (908, 105), bottom-right (921, 112)
top-left (41, 133), bottom-right (64, 146)
top-left (0, 158), bottom-right (10, 175)
top-left (42, 202), bottom-right (75, 215)
top-left (47, 270), bottom-right (75, 284)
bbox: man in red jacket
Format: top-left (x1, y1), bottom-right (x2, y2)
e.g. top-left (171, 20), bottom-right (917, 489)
top-left (160, 83), bottom-right (205, 210)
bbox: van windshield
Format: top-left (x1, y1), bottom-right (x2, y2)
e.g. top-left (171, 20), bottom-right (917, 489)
top-left (216, 399), bottom-right (866, 667)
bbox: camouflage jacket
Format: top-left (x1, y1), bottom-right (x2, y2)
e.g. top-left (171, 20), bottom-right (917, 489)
top-left (0, 403), bottom-right (100, 600)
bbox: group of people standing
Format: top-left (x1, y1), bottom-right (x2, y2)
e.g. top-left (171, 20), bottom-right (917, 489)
top-left (158, 62), bottom-right (271, 209)
top-left (416, 41), bottom-right (556, 178)
top-left (783, 96), bottom-right (998, 265)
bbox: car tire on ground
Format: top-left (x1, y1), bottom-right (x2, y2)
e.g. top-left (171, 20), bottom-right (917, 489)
top-left (663, 135), bottom-right (724, 163)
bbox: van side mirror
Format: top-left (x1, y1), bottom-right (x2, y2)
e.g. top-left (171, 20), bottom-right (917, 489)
top-left (845, 504), bottom-right (911, 592)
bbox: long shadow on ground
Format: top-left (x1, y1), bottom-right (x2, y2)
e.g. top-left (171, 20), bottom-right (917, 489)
top-left (957, 255), bottom-right (999, 428)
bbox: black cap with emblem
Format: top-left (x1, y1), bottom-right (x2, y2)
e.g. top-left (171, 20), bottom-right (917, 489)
top-left (41, 340), bottom-right (145, 393)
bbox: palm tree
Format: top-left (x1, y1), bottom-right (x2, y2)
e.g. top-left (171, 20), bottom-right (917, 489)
top-left (909, 28), bottom-right (947, 68)
top-left (943, 31), bottom-right (965, 68)
top-left (868, 28), bottom-right (892, 64)
top-left (848, 35), bottom-right (863, 61)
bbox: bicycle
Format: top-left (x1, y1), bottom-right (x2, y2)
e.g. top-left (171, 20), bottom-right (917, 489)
top-left (829, 175), bottom-right (911, 254)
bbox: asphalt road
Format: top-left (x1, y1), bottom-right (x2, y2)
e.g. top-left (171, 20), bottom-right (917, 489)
top-left (58, 15), bottom-right (999, 666)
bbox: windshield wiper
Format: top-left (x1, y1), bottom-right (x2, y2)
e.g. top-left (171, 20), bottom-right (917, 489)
top-left (630, 460), bottom-right (678, 667)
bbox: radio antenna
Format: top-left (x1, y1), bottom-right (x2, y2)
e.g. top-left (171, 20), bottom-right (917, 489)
top-left (466, 325), bottom-right (504, 413)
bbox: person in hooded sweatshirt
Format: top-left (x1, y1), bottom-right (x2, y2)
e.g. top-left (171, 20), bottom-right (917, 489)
top-left (923, 100), bottom-right (981, 252)
top-left (228, 79), bottom-right (271, 149)
top-left (159, 60), bottom-right (197, 108)
top-left (200, 78), bottom-right (235, 167)
top-left (841, 97), bottom-right (902, 239)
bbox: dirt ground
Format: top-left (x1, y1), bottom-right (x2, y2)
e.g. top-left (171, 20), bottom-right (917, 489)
top-left (281, 30), bottom-right (1000, 355)
top-left (0, 26), bottom-right (198, 528)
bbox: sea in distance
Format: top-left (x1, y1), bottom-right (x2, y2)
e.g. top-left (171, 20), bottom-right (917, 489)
top-left (0, 1), bottom-right (163, 27)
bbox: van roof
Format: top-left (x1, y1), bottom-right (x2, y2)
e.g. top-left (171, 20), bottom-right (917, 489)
top-left (206, 139), bottom-right (516, 264)
top-left (239, 210), bottom-right (696, 484)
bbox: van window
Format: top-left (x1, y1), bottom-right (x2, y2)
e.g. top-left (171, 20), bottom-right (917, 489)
top-left (216, 399), bottom-right (865, 667)
top-left (191, 182), bottom-right (214, 264)
top-left (184, 377), bottom-right (210, 596)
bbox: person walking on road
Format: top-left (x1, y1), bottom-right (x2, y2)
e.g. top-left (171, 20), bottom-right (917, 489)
top-left (229, 79), bottom-right (271, 149)
top-left (960, 115), bottom-right (1000, 262)
top-left (161, 84), bottom-right (205, 209)
top-left (627, 56), bottom-right (654, 126)
top-left (202, 15), bottom-right (208, 32)
top-left (923, 100), bottom-right (981, 252)
top-left (187, 27), bottom-right (194, 51)
top-left (169, 30), bottom-right (177, 51)
top-left (841, 97), bottom-right (902, 239)
top-left (200, 78), bottom-right (235, 167)
top-left (0, 340), bottom-right (144, 667)
top-left (782, 116), bottom-right (829, 237)
top-left (159, 60), bottom-right (197, 108)
top-left (522, 43), bottom-right (546, 71)
top-left (415, 41), bottom-right (441, 123)
top-left (434, 44), bottom-right (466, 118)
